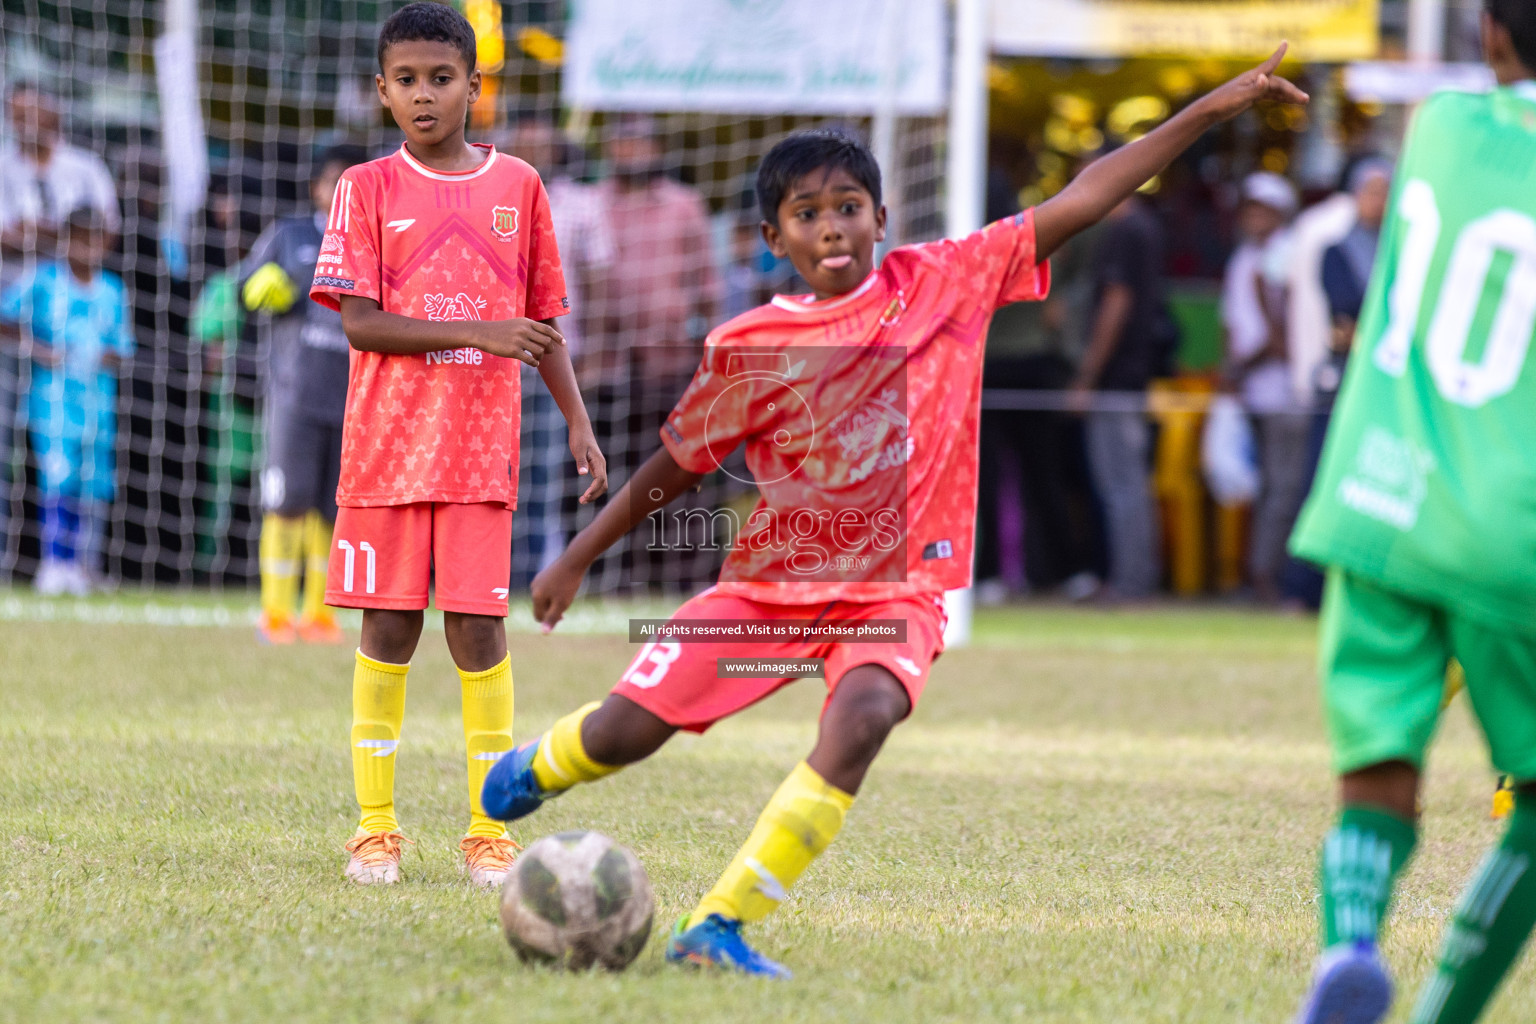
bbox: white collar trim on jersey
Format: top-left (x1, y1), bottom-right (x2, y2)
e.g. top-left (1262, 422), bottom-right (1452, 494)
top-left (770, 271), bottom-right (879, 313)
top-left (398, 142), bottom-right (499, 181)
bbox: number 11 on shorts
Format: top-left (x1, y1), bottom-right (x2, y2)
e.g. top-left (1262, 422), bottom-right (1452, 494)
top-left (337, 539), bottom-right (377, 595)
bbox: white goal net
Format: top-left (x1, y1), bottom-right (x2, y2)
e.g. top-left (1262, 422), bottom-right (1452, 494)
top-left (0, 0), bottom-right (947, 594)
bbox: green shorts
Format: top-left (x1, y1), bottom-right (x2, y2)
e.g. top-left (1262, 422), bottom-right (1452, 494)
top-left (1321, 569), bottom-right (1536, 782)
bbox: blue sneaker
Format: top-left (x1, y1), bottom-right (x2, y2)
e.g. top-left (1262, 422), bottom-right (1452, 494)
top-left (664, 914), bottom-right (792, 979)
top-left (1295, 940), bottom-right (1393, 1024)
top-left (479, 740), bottom-right (557, 822)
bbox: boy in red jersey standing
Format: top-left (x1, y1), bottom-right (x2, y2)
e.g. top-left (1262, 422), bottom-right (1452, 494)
top-left (482, 48), bottom-right (1305, 972)
top-left (310, 3), bottom-right (606, 888)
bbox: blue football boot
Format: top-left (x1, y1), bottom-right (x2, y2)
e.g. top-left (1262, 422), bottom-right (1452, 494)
top-left (664, 914), bottom-right (792, 979)
top-left (1294, 940), bottom-right (1393, 1024)
top-left (479, 740), bottom-right (558, 822)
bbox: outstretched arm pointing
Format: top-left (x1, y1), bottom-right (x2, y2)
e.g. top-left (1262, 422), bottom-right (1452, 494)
top-left (1034, 43), bottom-right (1309, 261)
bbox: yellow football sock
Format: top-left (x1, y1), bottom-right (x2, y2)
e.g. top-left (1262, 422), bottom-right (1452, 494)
top-left (259, 512), bottom-right (304, 621)
top-left (300, 511), bottom-right (333, 622)
top-left (461, 656), bottom-right (515, 839)
top-left (1494, 776), bottom-right (1516, 819)
top-left (693, 761), bottom-right (853, 924)
top-left (530, 701), bottom-right (620, 792)
top-left (352, 650), bottom-right (408, 835)
top-left (1441, 659), bottom-right (1466, 710)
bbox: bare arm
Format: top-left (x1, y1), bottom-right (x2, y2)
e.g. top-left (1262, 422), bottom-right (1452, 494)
top-left (1330, 314), bottom-right (1358, 354)
top-left (534, 318), bottom-right (609, 503)
top-left (1225, 269), bottom-right (1287, 378)
top-left (531, 446), bottom-right (704, 630)
top-left (1, 221), bottom-right (60, 262)
top-left (337, 294), bottom-right (564, 366)
top-left (1071, 282), bottom-right (1135, 393)
top-left (1255, 270), bottom-right (1288, 361)
top-left (0, 317), bottom-right (58, 363)
top-left (1034, 44), bottom-right (1307, 261)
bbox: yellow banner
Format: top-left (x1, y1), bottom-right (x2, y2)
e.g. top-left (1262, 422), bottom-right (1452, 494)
top-left (991, 0), bottom-right (1380, 61)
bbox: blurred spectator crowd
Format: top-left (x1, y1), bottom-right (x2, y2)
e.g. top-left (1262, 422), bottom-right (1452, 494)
top-left (0, 90), bottom-right (776, 597)
top-left (976, 150), bottom-right (1394, 609)
top-left (0, 76), bottom-right (1399, 607)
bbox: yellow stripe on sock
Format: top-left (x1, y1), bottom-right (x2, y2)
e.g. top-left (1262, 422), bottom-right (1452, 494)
top-left (531, 701), bottom-right (619, 792)
top-left (693, 761), bottom-right (853, 924)
top-left (300, 511), bottom-right (333, 621)
top-left (259, 513), bottom-right (305, 620)
top-left (352, 650), bottom-right (408, 835)
top-left (461, 656), bottom-right (514, 839)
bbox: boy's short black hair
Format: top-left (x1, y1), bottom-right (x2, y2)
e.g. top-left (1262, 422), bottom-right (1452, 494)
top-left (377, 2), bottom-right (477, 74)
top-left (317, 143), bottom-right (370, 180)
top-left (1488, 0), bottom-right (1536, 74)
top-left (755, 128), bottom-right (881, 224)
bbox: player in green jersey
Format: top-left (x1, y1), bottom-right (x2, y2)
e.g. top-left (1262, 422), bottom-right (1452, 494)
top-left (1289, 4), bottom-right (1536, 1023)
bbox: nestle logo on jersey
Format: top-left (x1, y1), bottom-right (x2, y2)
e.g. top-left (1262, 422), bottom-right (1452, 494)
top-left (831, 387), bottom-right (912, 484)
top-left (320, 232), bottom-right (345, 255)
top-left (424, 293), bottom-right (486, 321)
top-left (425, 348), bottom-right (484, 366)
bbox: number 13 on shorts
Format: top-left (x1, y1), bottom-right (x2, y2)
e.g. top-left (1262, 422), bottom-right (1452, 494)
top-left (622, 640), bottom-right (682, 689)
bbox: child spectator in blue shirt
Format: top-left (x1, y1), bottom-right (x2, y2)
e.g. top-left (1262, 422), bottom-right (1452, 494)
top-left (0, 209), bottom-right (133, 594)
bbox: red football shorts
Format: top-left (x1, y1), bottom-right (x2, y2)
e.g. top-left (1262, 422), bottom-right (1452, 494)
top-left (326, 502), bottom-right (513, 616)
top-left (612, 587), bottom-right (947, 732)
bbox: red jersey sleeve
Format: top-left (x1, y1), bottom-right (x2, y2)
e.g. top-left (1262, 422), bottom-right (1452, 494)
top-left (659, 339), bottom-right (776, 475)
top-left (919, 206), bottom-right (1051, 310)
top-left (525, 180), bottom-right (569, 321)
top-left (310, 169), bottom-right (381, 311)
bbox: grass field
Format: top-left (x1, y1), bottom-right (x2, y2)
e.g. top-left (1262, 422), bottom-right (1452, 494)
top-left (2, 594), bottom-right (1530, 1023)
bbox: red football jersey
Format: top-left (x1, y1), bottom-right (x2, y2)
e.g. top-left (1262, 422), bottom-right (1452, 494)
top-left (310, 143), bottom-right (567, 507)
top-left (661, 209), bottom-right (1050, 604)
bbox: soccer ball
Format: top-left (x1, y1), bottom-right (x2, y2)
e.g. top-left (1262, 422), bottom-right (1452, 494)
top-left (499, 831), bottom-right (654, 970)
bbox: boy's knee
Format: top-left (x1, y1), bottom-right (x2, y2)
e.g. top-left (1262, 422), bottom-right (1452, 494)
top-left (360, 608), bottom-right (424, 663)
top-left (445, 612), bottom-right (503, 640)
top-left (831, 670), bottom-right (910, 745)
top-left (1340, 759), bottom-right (1420, 820)
top-left (443, 612), bottom-right (507, 671)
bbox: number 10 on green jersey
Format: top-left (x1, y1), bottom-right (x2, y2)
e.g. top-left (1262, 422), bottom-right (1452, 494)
top-left (1291, 83), bottom-right (1536, 635)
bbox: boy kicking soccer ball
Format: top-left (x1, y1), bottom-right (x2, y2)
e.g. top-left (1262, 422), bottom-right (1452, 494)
top-left (310, 2), bottom-right (606, 888)
top-left (1288, 4), bottom-right (1536, 1023)
top-left (483, 49), bottom-right (1305, 975)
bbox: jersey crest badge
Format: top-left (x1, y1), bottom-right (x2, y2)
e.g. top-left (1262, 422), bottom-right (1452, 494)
top-left (491, 205), bottom-right (519, 241)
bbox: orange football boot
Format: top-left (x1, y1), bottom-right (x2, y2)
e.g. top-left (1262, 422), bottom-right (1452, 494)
top-left (257, 610), bottom-right (297, 645)
top-left (460, 835), bottom-right (521, 889)
top-left (297, 609), bottom-right (346, 644)
top-left (344, 830), bottom-right (410, 885)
